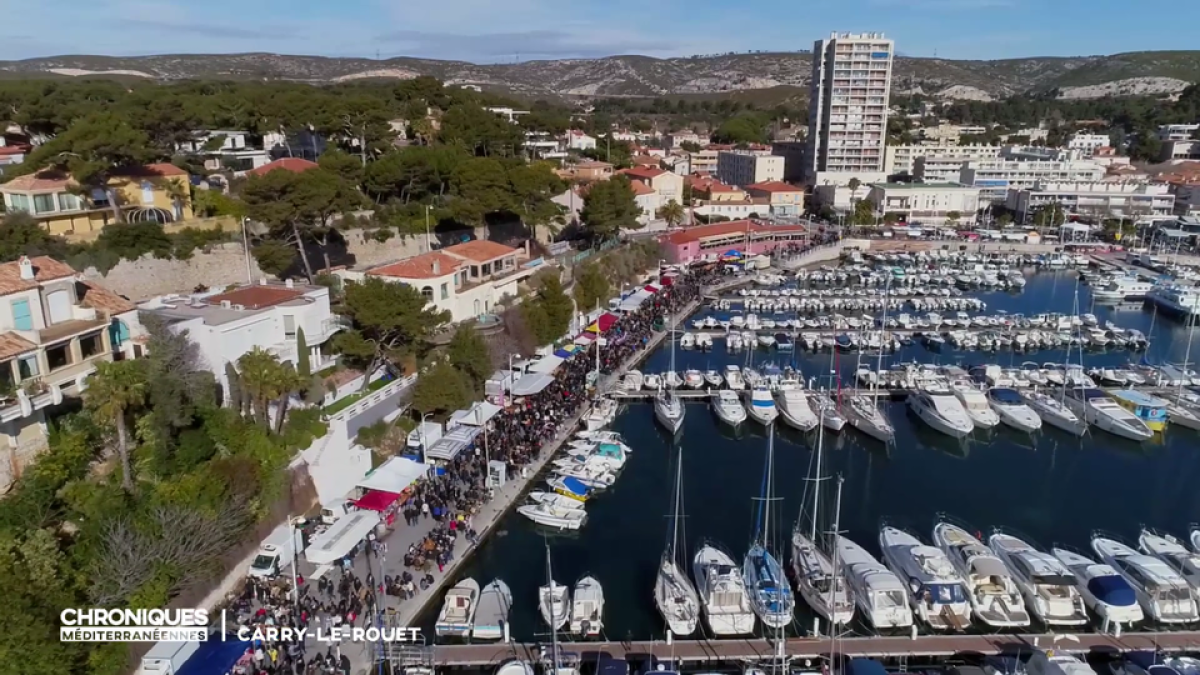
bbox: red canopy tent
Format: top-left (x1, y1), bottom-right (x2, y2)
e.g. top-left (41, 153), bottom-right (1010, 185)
top-left (593, 312), bottom-right (619, 333)
top-left (351, 490), bottom-right (401, 512)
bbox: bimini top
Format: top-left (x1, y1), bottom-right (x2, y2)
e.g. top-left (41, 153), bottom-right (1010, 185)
top-left (988, 387), bottom-right (1023, 405)
top-left (559, 476), bottom-right (591, 496)
top-left (1087, 574), bottom-right (1137, 607)
top-left (1111, 389), bottom-right (1170, 408)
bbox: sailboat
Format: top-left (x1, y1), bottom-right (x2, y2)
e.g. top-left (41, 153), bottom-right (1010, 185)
top-left (744, 424), bottom-right (796, 630)
top-left (654, 442), bottom-right (700, 636)
top-left (654, 322), bottom-right (686, 434)
top-left (846, 280), bottom-right (895, 444)
top-left (1166, 312), bottom-right (1200, 429)
top-left (792, 417), bottom-right (854, 628)
top-left (539, 545), bottom-right (571, 631)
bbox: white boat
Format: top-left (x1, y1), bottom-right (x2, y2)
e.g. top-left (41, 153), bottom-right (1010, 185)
top-left (745, 385), bottom-right (779, 425)
top-left (569, 576), bottom-right (604, 637)
top-left (663, 371), bottom-right (683, 389)
top-left (837, 536), bottom-right (913, 629)
top-left (844, 394), bottom-right (894, 444)
top-left (1148, 283), bottom-right (1200, 317)
top-left (528, 491), bottom-right (587, 511)
top-left (1022, 389), bottom-right (1088, 436)
top-left (791, 430), bottom-right (854, 628)
top-left (776, 388), bottom-right (819, 432)
top-left (655, 443), bottom-right (700, 636)
top-left (643, 373), bottom-right (661, 390)
top-left (559, 441), bottom-right (628, 470)
top-left (908, 385), bottom-right (974, 438)
top-left (711, 389), bottom-right (747, 427)
top-left (950, 381), bottom-right (999, 429)
top-left (704, 370), bottom-right (723, 387)
top-left (989, 532), bottom-right (1088, 626)
top-left (654, 388), bottom-right (685, 434)
top-left (679, 332), bottom-right (697, 349)
top-left (683, 369), bottom-right (705, 389)
top-left (1139, 529), bottom-right (1200, 600)
top-left (724, 365), bottom-right (746, 390)
top-left (932, 521), bottom-right (1030, 628)
top-left (987, 388), bottom-right (1042, 433)
top-left (693, 544), bottom-right (756, 635)
top-left (518, 502), bottom-right (587, 531)
top-left (1092, 534), bottom-right (1198, 623)
top-left (757, 334), bottom-right (776, 348)
top-left (878, 526), bottom-right (972, 630)
top-left (471, 580), bottom-right (512, 641)
top-left (1051, 547), bottom-right (1143, 627)
top-left (585, 397), bottom-right (620, 431)
top-left (744, 426), bottom-right (795, 630)
top-left (435, 578), bottom-right (480, 637)
top-left (1025, 650), bottom-right (1100, 675)
top-left (496, 661), bottom-right (535, 675)
top-left (810, 392), bottom-right (847, 432)
top-left (1064, 387), bottom-right (1153, 441)
top-left (1166, 393), bottom-right (1200, 430)
top-left (623, 370), bottom-right (644, 392)
top-left (539, 580), bottom-right (571, 630)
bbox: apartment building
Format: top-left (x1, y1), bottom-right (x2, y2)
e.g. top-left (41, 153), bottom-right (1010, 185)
top-left (1159, 124), bottom-right (1200, 142)
top-left (770, 141), bottom-right (807, 182)
top-left (959, 159), bottom-right (1106, 203)
top-left (866, 183), bottom-right (981, 224)
top-left (717, 151), bottom-right (784, 187)
top-left (0, 256), bottom-right (141, 492)
top-left (664, 131), bottom-right (705, 150)
top-left (1170, 181), bottom-right (1200, 217)
top-left (684, 149), bottom-right (721, 175)
top-left (805, 32), bottom-right (894, 185)
top-left (1067, 133), bottom-right (1111, 158)
top-left (1161, 140), bottom-right (1200, 163)
top-left (887, 144), bottom-right (1002, 179)
top-left (745, 182), bottom-right (805, 216)
top-left (1005, 181), bottom-right (1174, 223)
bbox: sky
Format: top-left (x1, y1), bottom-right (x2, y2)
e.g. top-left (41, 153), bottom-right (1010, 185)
top-left (1, 0), bottom-right (1197, 63)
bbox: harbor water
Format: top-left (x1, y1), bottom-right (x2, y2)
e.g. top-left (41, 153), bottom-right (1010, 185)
top-left (417, 271), bottom-right (1200, 642)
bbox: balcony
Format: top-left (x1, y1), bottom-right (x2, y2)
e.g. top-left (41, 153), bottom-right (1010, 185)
top-left (16, 316), bottom-right (107, 346)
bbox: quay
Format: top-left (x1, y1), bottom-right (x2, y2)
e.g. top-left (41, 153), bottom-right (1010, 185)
top-left (608, 386), bottom-right (1185, 401)
top-left (428, 631), bottom-right (1200, 666)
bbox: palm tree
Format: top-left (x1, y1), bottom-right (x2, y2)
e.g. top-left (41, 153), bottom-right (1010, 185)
top-left (162, 178), bottom-right (191, 222)
top-left (238, 348), bottom-right (286, 429)
top-left (272, 363), bottom-right (305, 435)
top-left (847, 177), bottom-right (862, 228)
top-left (656, 200), bottom-right (686, 229)
top-left (85, 360), bottom-right (147, 492)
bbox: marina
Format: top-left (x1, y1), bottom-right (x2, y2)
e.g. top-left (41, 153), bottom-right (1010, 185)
top-left (411, 256), bottom-right (1200, 669)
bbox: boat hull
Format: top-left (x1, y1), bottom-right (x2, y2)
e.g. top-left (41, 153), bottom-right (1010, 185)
top-left (654, 398), bottom-right (686, 434)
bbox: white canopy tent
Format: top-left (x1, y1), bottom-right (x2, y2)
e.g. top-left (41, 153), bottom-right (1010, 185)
top-left (527, 355), bottom-right (565, 374)
top-left (355, 456), bottom-right (428, 494)
top-left (450, 401), bottom-right (503, 427)
top-left (304, 510), bottom-right (380, 565)
top-left (511, 373), bottom-right (556, 396)
top-left (618, 289), bottom-right (651, 312)
top-left (425, 425), bottom-right (482, 461)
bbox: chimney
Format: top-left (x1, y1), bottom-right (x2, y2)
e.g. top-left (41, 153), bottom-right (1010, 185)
top-left (17, 256), bottom-right (33, 281)
top-left (432, 259), bottom-right (440, 275)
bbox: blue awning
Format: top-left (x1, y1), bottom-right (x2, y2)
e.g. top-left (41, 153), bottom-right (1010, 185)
top-left (722, 249), bottom-right (742, 258)
top-left (1088, 575), bottom-right (1137, 606)
top-left (561, 476), bottom-right (590, 495)
top-left (175, 634), bottom-right (251, 675)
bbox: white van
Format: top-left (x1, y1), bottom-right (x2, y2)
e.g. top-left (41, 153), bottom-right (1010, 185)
top-left (247, 522), bottom-right (303, 578)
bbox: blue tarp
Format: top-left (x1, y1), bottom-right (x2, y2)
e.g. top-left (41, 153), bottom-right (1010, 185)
top-left (848, 659), bottom-right (890, 675)
top-left (1089, 575), bottom-right (1138, 607)
top-left (175, 635), bottom-right (250, 675)
top-left (721, 249), bottom-right (743, 258)
top-left (561, 476), bottom-right (589, 496)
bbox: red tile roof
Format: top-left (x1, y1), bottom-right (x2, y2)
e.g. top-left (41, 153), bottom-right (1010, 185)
top-left (1, 169), bottom-right (74, 192)
top-left (205, 285), bottom-right (304, 310)
top-left (246, 158), bottom-right (319, 177)
top-left (77, 281), bottom-right (135, 315)
top-left (746, 181), bottom-right (803, 193)
top-left (618, 166), bottom-right (666, 180)
top-left (708, 182), bottom-right (740, 193)
top-left (368, 252), bottom-right (463, 280)
top-left (0, 256), bottom-right (76, 296)
top-left (631, 155), bottom-right (660, 166)
top-left (661, 220), bottom-right (806, 246)
top-left (113, 163), bottom-right (189, 178)
top-left (629, 179), bottom-right (656, 196)
top-left (0, 332), bottom-right (35, 360)
top-left (444, 239), bottom-right (519, 263)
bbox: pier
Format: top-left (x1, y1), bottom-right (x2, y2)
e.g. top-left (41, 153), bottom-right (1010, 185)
top-left (427, 631), bottom-right (1200, 666)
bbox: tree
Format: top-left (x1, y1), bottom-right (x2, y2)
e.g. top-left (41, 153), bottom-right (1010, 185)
top-left (945, 210), bottom-right (962, 226)
top-left (334, 276), bottom-right (451, 375)
top-left (296, 328), bottom-right (311, 378)
top-left (439, 104), bottom-right (523, 157)
top-left (0, 212), bottom-right (69, 262)
top-left (85, 360), bottom-right (148, 492)
top-left (580, 176), bottom-right (642, 242)
top-left (523, 274), bottom-right (573, 344)
top-left (235, 348), bottom-right (301, 432)
top-left (573, 262), bottom-right (610, 312)
top-left (1033, 202), bottom-right (1067, 230)
top-left (656, 200), bottom-right (685, 228)
top-left (451, 157), bottom-right (514, 226)
top-left (318, 149), bottom-right (364, 186)
top-left (1129, 128), bottom-right (1162, 162)
top-left (678, 141), bottom-right (702, 152)
top-left (139, 313), bottom-right (213, 452)
top-left (711, 115), bottom-right (768, 144)
top-left (447, 325), bottom-right (492, 393)
top-left (411, 360), bottom-right (473, 416)
top-left (508, 162), bottom-right (566, 238)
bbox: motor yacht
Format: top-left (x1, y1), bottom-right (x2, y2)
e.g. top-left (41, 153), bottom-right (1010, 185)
top-left (1064, 387), bottom-right (1153, 441)
top-left (1093, 276), bottom-right (1154, 301)
top-left (569, 576), bottom-right (604, 637)
top-left (435, 578), bottom-right (480, 637)
top-left (878, 526), bottom-right (971, 630)
top-left (528, 491), bottom-right (588, 511)
top-left (746, 384), bottom-right (779, 425)
top-left (909, 385), bottom-right (974, 438)
top-left (989, 531), bottom-right (1088, 626)
top-left (844, 394), bottom-right (895, 444)
top-left (950, 381), bottom-right (999, 429)
top-left (623, 370), bottom-right (644, 392)
top-left (683, 369), bottom-right (705, 389)
top-left (837, 536), bottom-right (913, 629)
top-left (692, 544), bottom-right (756, 635)
top-left (776, 388), bottom-right (820, 432)
top-left (810, 392), bottom-right (847, 432)
top-left (932, 521), bottom-right (1030, 628)
top-left (704, 370), bottom-right (723, 388)
top-left (1025, 649), bottom-right (1101, 675)
top-left (654, 387), bottom-right (686, 434)
top-left (1111, 390), bottom-right (1170, 432)
top-left (562, 440), bottom-right (629, 470)
top-left (471, 579), bottom-right (512, 641)
top-left (1138, 529), bottom-right (1200, 597)
top-left (757, 334), bottom-right (776, 348)
top-left (1051, 547), bottom-right (1143, 627)
top-left (724, 365), bottom-right (746, 390)
top-left (1022, 390), bottom-right (1088, 436)
top-left (711, 390), bottom-right (747, 427)
top-left (1147, 283), bottom-right (1200, 317)
top-left (1092, 534), bottom-right (1198, 623)
top-left (584, 397), bottom-right (620, 431)
top-left (791, 531), bottom-right (855, 627)
top-left (518, 502), bottom-right (587, 531)
top-left (987, 388), bottom-right (1042, 433)
top-left (539, 580), bottom-right (571, 630)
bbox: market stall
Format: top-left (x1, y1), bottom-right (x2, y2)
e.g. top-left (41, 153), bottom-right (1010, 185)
top-left (425, 424), bottom-right (482, 463)
top-left (304, 510), bottom-right (381, 565)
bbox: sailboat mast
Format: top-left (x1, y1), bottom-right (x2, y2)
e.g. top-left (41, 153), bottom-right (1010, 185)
top-left (1180, 312), bottom-right (1196, 399)
top-left (546, 543), bottom-right (559, 660)
top-left (875, 277), bottom-right (890, 392)
top-left (670, 445), bottom-right (683, 559)
top-left (764, 424), bottom-right (775, 543)
top-left (825, 474), bottom-right (845, 637)
top-left (808, 411), bottom-right (825, 541)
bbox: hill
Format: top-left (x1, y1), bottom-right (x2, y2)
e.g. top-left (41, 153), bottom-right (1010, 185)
top-left (2, 50), bottom-right (1198, 100)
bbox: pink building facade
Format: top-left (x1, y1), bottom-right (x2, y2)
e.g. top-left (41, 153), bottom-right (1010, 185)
top-left (659, 220), bottom-right (809, 265)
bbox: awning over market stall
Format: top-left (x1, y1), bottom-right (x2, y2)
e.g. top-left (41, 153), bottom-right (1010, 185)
top-left (574, 332), bottom-right (596, 344)
top-left (586, 312), bottom-right (619, 334)
top-left (425, 425), bottom-right (482, 461)
top-left (644, 283), bottom-right (661, 293)
top-left (452, 401), bottom-right (502, 426)
top-left (528, 354), bottom-right (565, 373)
top-left (355, 456), bottom-right (428, 494)
top-left (512, 372), bottom-right (556, 395)
top-left (305, 510), bottom-right (380, 565)
top-left (351, 489), bottom-right (400, 512)
top-left (618, 290), bottom-right (651, 312)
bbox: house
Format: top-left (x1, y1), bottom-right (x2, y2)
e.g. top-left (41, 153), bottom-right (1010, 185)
top-left (0, 136), bottom-right (30, 173)
top-left (631, 155), bottom-right (661, 167)
top-left (345, 240), bottom-right (539, 323)
top-left (557, 161), bottom-right (613, 182)
top-left (175, 130), bottom-right (272, 173)
top-left (745, 181), bottom-right (805, 215)
top-left (659, 220), bottom-right (808, 264)
top-left (262, 129), bottom-right (327, 161)
top-left (138, 279), bottom-right (344, 400)
top-left (246, 158), bottom-right (320, 178)
top-left (689, 176), bottom-right (746, 202)
top-left (629, 180), bottom-right (663, 222)
top-left (567, 130), bottom-right (597, 151)
top-left (0, 163), bottom-right (194, 237)
top-left (617, 167), bottom-right (684, 203)
top-left (0, 256), bottom-right (141, 493)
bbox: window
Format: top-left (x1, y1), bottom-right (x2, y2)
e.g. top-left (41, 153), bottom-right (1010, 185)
top-left (91, 188), bottom-right (110, 206)
top-left (17, 355), bottom-right (38, 380)
top-left (57, 192), bottom-right (82, 211)
top-left (10, 299), bottom-right (32, 331)
top-left (283, 314), bottom-right (296, 338)
top-left (80, 333), bottom-right (103, 359)
top-left (33, 193), bottom-right (56, 214)
top-left (481, 262), bottom-right (492, 276)
top-left (46, 344), bottom-right (72, 371)
top-left (7, 194), bottom-right (30, 212)
top-left (141, 181), bottom-right (154, 205)
top-left (440, 283), bottom-right (449, 300)
top-left (420, 286), bottom-right (433, 301)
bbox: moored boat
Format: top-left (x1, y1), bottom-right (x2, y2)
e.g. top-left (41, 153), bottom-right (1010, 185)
top-left (435, 578), bottom-right (480, 637)
top-left (471, 579), bottom-right (513, 641)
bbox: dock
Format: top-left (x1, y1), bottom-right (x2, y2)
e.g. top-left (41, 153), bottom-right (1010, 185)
top-left (428, 630), bottom-right (1200, 666)
top-left (608, 385), bottom-right (1182, 401)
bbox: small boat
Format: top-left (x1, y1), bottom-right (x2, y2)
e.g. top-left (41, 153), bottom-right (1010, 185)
top-left (683, 369), bottom-right (705, 389)
top-left (1110, 389), bottom-right (1170, 432)
top-left (643, 373), bottom-right (662, 390)
top-left (987, 387), bottom-right (1042, 433)
top-left (496, 661), bottom-right (535, 675)
top-left (471, 580), bottom-right (513, 641)
top-left (518, 502), bottom-right (587, 530)
top-left (569, 576), bottom-right (604, 637)
top-left (909, 385), bottom-right (974, 439)
top-left (776, 388), bottom-right (819, 432)
top-left (1166, 393), bottom-right (1200, 430)
top-left (1022, 389), bottom-right (1087, 436)
top-left (528, 491), bottom-right (587, 511)
top-left (878, 526), bottom-right (971, 631)
top-left (1051, 547), bottom-right (1143, 627)
top-left (745, 384), bottom-right (779, 425)
top-left (679, 333), bottom-right (697, 349)
top-left (693, 543), bottom-right (755, 635)
top-left (757, 334), bottom-right (776, 348)
top-left (711, 389), bottom-right (747, 427)
top-left (704, 369), bottom-right (723, 387)
top-left (950, 380), bottom-right (999, 429)
top-left (548, 476), bottom-right (593, 502)
top-left (1064, 387), bottom-right (1153, 441)
top-left (1092, 533), bottom-right (1198, 624)
top-left (623, 370), bottom-right (644, 392)
top-left (663, 371), bottom-right (683, 389)
top-left (989, 531), bottom-right (1088, 626)
top-left (539, 581), bottom-right (571, 630)
top-left (775, 333), bottom-right (794, 352)
top-left (932, 520), bottom-right (1030, 628)
top-left (435, 578), bottom-right (480, 637)
top-left (838, 536), bottom-right (914, 629)
top-left (585, 397), bottom-right (620, 431)
top-left (724, 365), bottom-right (746, 390)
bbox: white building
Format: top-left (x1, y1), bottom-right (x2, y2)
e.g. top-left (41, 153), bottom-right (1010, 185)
top-left (0, 256), bottom-right (142, 493)
top-left (566, 130), bottom-right (597, 151)
top-left (1067, 133), bottom-right (1111, 158)
top-left (525, 131), bottom-right (567, 161)
top-left (138, 280), bottom-right (343, 399)
top-left (813, 182), bottom-right (874, 211)
top-left (484, 107), bottom-right (529, 124)
top-left (1158, 124), bottom-right (1200, 142)
top-left (1004, 181), bottom-right (1175, 223)
top-left (959, 159), bottom-right (1107, 203)
top-left (176, 129), bottom-right (272, 173)
top-left (1160, 140), bottom-right (1200, 162)
top-left (770, 141), bottom-right (807, 182)
top-left (867, 183), bottom-right (981, 224)
top-left (717, 151), bottom-right (784, 187)
top-left (345, 240), bottom-right (540, 324)
top-left (887, 144), bottom-right (1002, 179)
top-left (805, 31), bottom-right (894, 184)
top-left (1170, 182), bottom-right (1200, 217)
top-left (664, 131), bottom-right (704, 150)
